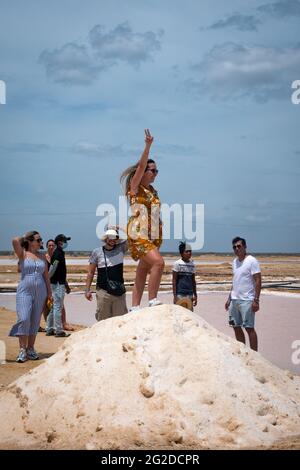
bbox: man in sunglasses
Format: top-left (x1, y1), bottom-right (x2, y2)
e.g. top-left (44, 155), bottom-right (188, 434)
top-left (225, 237), bottom-right (261, 351)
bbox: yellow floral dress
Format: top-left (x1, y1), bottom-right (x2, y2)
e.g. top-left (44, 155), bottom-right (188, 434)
top-left (127, 184), bottom-right (162, 261)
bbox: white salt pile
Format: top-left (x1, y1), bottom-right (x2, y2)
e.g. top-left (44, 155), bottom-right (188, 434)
top-left (0, 304), bottom-right (299, 449)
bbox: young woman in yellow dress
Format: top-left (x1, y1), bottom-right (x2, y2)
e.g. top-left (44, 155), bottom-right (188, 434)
top-left (120, 129), bottom-right (164, 310)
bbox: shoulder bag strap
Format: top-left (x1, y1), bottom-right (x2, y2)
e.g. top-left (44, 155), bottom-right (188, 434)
top-left (102, 247), bottom-right (110, 281)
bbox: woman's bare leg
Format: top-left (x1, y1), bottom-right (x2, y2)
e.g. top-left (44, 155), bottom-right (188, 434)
top-left (142, 249), bottom-right (164, 301)
top-left (27, 334), bottom-right (36, 349)
top-left (19, 335), bottom-right (27, 349)
top-left (146, 249), bottom-right (165, 300)
top-left (132, 258), bottom-right (151, 307)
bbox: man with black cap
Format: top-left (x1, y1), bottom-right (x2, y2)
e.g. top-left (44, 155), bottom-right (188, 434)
top-left (46, 234), bottom-right (71, 337)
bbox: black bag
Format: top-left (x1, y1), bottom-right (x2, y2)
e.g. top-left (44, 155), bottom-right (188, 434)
top-left (103, 248), bottom-right (126, 297)
top-left (106, 279), bottom-right (126, 296)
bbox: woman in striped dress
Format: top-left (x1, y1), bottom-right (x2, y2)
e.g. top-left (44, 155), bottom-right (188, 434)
top-left (10, 231), bottom-right (52, 362)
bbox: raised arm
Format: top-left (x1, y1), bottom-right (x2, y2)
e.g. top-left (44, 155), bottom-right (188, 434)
top-left (12, 236), bottom-right (25, 260)
top-left (130, 129), bottom-right (154, 194)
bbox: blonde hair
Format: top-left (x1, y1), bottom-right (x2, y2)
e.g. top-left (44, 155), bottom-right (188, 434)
top-left (20, 230), bottom-right (39, 250)
top-left (120, 159), bottom-right (155, 195)
top-left (120, 163), bottom-right (139, 195)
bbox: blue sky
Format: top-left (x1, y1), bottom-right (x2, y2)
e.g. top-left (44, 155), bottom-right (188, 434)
top-left (0, 0), bottom-right (299, 252)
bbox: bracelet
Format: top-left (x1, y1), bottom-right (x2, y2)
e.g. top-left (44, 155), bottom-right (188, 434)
top-left (254, 298), bottom-right (259, 303)
top-left (85, 288), bottom-right (91, 294)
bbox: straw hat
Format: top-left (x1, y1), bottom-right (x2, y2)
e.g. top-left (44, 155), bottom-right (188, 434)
top-left (176, 297), bottom-right (193, 311)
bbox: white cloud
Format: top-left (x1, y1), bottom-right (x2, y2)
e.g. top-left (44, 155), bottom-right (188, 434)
top-left (245, 214), bottom-right (271, 222)
top-left (257, 0), bottom-right (300, 18)
top-left (208, 13), bottom-right (261, 32)
top-left (39, 23), bottom-right (163, 85)
top-left (188, 42), bottom-right (300, 102)
top-left (72, 141), bottom-right (135, 158)
top-left (39, 43), bottom-right (102, 85)
top-left (89, 22), bottom-right (163, 66)
top-left (0, 143), bottom-right (51, 153)
top-left (207, 1), bottom-right (300, 34)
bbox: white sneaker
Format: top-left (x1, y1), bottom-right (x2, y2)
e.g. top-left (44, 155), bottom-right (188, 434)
top-left (27, 347), bottom-right (39, 360)
top-left (129, 305), bottom-right (141, 312)
top-left (16, 348), bottom-right (27, 363)
top-left (148, 298), bottom-right (163, 307)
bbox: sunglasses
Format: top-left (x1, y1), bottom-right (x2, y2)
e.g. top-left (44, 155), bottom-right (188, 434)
top-left (34, 238), bottom-right (43, 243)
top-left (145, 168), bottom-right (158, 175)
top-left (233, 244), bottom-right (243, 250)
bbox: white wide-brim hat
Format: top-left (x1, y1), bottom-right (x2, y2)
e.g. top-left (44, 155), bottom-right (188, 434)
top-left (101, 228), bottom-right (120, 242)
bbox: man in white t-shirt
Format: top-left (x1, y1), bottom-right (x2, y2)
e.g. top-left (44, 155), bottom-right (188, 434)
top-left (225, 237), bottom-right (261, 351)
top-left (172, 241), bottom-right (197, 311)
top-left (85, 228), bottom-right (128, 321)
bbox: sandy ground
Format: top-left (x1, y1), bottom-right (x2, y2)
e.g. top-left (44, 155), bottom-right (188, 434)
top-left (0, 306), bottom-right (83, 387)
top-left (1, 290), bottom-right (299, 388)
top-left (1, 254), bottom-right (299, 293)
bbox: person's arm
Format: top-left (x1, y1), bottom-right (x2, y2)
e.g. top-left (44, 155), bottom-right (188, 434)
top-left (12, 236), bottom-right (24, 260)
top-left (41, 255), bottom-right (52, 300)
top-left (130, 129), bottom-right (154, 195)
top-left (48, 260), bottom-right (59, 278)
top-left (225, 287), bottom-right (232, 311)
top-left (225, 261), bottom-right (234, 311)
top-left (192, 273), bottom-right (197, 306)
top-left (252, 273), bottom-right (262, 313)
top-left (172, 271), bottom-right (178, 304)
top-left (65, 281), bottom-right (71, 294)
top-left (85, 263), bottom-right (97, 301)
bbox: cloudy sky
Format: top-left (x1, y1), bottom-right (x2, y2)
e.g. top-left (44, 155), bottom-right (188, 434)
top-left (0, 0), bottom-right (299, 252)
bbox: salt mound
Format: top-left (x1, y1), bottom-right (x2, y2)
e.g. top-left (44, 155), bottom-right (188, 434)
top-left (0, 304), bottom-right (300, 449)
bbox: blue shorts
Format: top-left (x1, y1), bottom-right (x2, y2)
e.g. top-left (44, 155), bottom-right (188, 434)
top-left (229, 300), bottom-right (255, 329)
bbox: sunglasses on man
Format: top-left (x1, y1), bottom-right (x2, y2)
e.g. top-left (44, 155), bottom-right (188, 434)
top-left (233, 244), bottom-right (243, 250)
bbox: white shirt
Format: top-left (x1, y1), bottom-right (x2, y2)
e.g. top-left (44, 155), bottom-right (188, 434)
top-left (231, 255), bottom-right (261, 300)
top-left (172, 258), bottom-right (195, 295)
